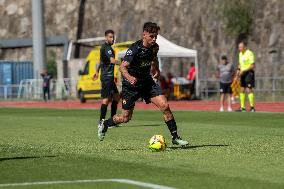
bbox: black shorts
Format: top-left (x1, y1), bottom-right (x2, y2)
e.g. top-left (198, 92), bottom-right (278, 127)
top-left (101, 80), bottom-right (119, 99)
top-left (220, 82), bottom-right (232, 94)
top-left (121, 80), bottom-right (163, 110)
top-left (240, 71), bottom-right (255, 88)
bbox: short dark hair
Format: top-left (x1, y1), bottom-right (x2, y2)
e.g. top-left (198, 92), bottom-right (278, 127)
top-left (143, 22), bottom-right (160, 33)
top-left (105, 29), bottom-right (114, 36)
top-left (239, 41), bottom-right (247, 46)
top-left (221, 55), bottom-right (227, 60)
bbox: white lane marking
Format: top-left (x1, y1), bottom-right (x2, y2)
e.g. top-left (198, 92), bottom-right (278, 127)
top-left (0, 179), bottom-right (177, 189)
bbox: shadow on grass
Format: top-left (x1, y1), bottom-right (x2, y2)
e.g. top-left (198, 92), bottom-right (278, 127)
top-left (115, 145), bottom-right (229, 151)
top-left (168, 144), bottom-right (229, 150)
top-left (131, 124), bottom-right (163, 127)
top-left (115, 148), bottom-right (136, 151)
top-left (0, 155), bottom-right (56, 162)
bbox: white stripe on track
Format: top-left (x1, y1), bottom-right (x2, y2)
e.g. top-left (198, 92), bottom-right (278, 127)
top-left (0, 179), bottom-right (177, 189)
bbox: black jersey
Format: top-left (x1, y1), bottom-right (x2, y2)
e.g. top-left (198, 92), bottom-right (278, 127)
top-left (100, 42), bottom-right (115, 80)
top-left (123, 40), bottom-right (159, 84)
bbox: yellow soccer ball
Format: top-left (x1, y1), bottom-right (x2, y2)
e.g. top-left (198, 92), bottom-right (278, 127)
top-left (148, 135), bottom-right (167, 152)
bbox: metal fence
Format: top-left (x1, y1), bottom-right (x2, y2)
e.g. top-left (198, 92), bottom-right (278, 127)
top-left (200, 77), bottom-right (284, 101)
top-left (1, 77), bottom-right (284, 101)
top-left (0, 78), bottom-right (77, 100)
top-left (0, 84), bottom-right (20, 99)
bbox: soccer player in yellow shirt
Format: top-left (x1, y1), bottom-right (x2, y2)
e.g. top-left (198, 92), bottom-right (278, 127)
top-left (236, 41), bottom-right (256, 112)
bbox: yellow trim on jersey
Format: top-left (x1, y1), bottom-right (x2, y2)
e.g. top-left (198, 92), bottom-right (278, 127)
top-left (239, 49), bottom-right (255, 71)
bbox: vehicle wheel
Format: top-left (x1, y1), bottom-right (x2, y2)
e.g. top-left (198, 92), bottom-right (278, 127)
top-left (79, 91), bottom-right (86, 103)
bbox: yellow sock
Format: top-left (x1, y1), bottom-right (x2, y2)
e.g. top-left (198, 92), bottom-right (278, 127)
top-left (248, 93), bottom-right (254, 107)
top-left (240, 92), bottom-right (245, 109)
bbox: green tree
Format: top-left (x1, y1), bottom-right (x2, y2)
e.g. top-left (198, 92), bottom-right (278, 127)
top-left (217, 0), bottom-right (255, 42)
top-left (47, 50), bottom-right (57, 78)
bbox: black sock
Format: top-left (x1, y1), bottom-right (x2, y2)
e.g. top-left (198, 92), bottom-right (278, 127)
top-left (100, 104), bottom-right (108, 121)
top-left (111, 101), bottom-right (118, 117)
top-left (103, 117), bottom-right (116, 133)
top-left (165, 119), bottom-right (178, 140)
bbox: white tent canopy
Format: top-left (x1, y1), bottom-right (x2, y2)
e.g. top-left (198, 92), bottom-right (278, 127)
top-left (118, 35), bottom-right (197, 58)
top-left (117, 35), bottom-right (199, 97)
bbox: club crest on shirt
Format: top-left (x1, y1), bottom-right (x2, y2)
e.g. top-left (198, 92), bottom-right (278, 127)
top-left (126, 49), bottom-right (132, 56)
top-left (122, 99), bottom-right (127, 105)
top-left (152, 46), bottom-right (159, 54)
top-left (108, 50), bottom-right (113, 55)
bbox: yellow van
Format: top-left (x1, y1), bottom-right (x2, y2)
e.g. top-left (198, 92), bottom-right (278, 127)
top-left (77, 41), bottom-right (132, 103)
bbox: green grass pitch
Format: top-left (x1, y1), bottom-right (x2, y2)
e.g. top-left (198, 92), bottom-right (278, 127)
top-left (0, 108), bottom-right (283, 189)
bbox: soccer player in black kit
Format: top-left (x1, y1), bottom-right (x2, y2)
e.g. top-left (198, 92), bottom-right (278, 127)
top-left (93, 30), bottom-right (119, 125)
top-left (98, 22), bottom-right (189, 146)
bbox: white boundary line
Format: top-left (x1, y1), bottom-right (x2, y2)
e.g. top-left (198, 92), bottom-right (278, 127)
top-left (0, 179), bottom-right (177, 189)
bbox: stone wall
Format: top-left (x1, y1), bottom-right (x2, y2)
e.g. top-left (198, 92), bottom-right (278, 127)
top-left (0, 0), bottom-right (284, 80)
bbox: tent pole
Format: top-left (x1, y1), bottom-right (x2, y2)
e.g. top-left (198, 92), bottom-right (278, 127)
top-left (158, 57), bottom-right (162, 72)
top-left (195, 54), bottom-right (200, 98)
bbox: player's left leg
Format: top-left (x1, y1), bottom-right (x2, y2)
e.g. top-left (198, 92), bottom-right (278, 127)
top-left (111, 87), bottom-right (120, 117)
top-left (236, 74), bottom-right (247, 112)
top-left (47, 87), bottom-right (51, 100)
top-left (226, 83), bottom-right (232, 112)
top-left (98, 108), bottom-right (133, 141)
top-left (247, 88), bottom-right (255, 112)
top-left (150, 95), bottom-right (189, 146)
top-left (100, 98), bottom-right (110, 121)
top-left (246, 71), bottom-right (255, 112)
top-left (98, 86), bottom-right (137, 141)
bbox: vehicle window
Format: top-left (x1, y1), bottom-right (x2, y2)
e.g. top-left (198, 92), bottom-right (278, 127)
top-left (83, 61), bottom-right (89, 75)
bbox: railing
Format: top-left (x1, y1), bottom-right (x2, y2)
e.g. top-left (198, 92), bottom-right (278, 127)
top-left (0, 78), bottom-right (78, 100)
top-left (200, 77), bottom-right (284, 101)
top-left (1, 77), bottom-right (284, 101)
top-left (0, 84), bottom-right (20, 99)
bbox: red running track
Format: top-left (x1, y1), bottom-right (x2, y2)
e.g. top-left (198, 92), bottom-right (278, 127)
top-left (1, 100), bottom-right (284, 113)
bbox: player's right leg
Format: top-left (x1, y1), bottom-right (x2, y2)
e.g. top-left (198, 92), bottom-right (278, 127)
top-left (100, 98), bottom-right (109, 121)
top-left (150, 95), bottom-right (189, 146)
top-left (236, 72), bottom-right (247, 112)
top-left (99, 80), bottom-right (113, 121)
top-left (227, 93), bottom-right (232, 112)
top-left (236, 74), bottom-right (246, 112)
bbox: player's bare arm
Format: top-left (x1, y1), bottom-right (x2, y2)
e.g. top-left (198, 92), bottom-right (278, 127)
top-left (110, 57), bottom-right (120, 65)
top-left (93, 63), bottom-right (101, 80)
top-left (151, 57), bottom-right (160, 80)
top-left (119, 60), bottom-right (137, 85)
